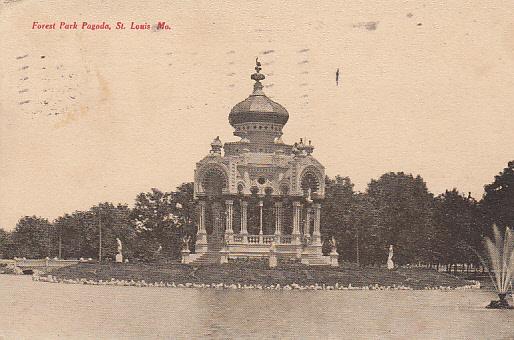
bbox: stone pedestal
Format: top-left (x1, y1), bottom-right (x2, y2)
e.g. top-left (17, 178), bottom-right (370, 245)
top-left (269, 250), bottom-right (277, 268)
top-left (241, 232), bottom-right (248, 243)
top-left (195, 234), bottom-right (208, 254)
top-left (181, 249), bottom-right (190, 264)
top-left (330, 250), bottom-right (339, 267)
top-left (300, 251), bottom-right (310, 265)
top-left (115, 253), bottom-right (123, 263)
top-left (219, 247), bottom-right (229, 264)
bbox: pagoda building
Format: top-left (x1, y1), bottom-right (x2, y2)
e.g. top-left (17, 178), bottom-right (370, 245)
top-left (187, 60), bottom-right (335, 266)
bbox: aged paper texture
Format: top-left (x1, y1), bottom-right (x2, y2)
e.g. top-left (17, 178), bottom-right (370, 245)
top-left (1, 1), bottom-right (513, 339)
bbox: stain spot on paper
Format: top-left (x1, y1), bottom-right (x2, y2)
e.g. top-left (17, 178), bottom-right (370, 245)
top-left (353, 21), bottom-right (379, 31)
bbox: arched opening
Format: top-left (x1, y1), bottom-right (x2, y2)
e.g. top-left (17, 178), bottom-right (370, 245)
top-left (201, 167), bottom-right (227, 197)
top-left (237, 183), bottom-right (245, 195)
top-left (301, 171), bottom-right (320, 197)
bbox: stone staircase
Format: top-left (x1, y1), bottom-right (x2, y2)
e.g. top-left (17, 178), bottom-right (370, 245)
top-left (190, 235), bottom-right (223, 265)
top-left (190, 251), bottom-right (221, 265)
top-left (301, 253), bottom-right (330, 266)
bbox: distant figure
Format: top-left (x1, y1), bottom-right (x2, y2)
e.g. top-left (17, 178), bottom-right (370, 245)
top-left (305, 187), bottom-right (313, 203)
top-left (117, 238), bottom-right (123, 252)
top-left (182, 235), bottom-right (191, 251)
top-left (336, 68), bottom-right (340, 86)
top-left (116, 238), bottom-right (123, 263)
top-left (387, 245), bottom-right (394, 270)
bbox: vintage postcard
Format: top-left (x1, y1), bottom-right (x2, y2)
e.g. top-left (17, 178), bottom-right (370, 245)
top-left (1, 1), bottom-right (513, 339)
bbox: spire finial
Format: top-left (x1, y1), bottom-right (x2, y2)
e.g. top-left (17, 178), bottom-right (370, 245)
top-left (255, 57), bottom-right (262, 73)
top-left (251, 57), bottom-right (265, 88)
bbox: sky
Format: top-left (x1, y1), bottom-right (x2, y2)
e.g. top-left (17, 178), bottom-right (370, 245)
top-left (1, 0), bottom-right (513, 230)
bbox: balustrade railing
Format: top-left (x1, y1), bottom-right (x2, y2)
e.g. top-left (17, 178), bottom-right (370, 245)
top-left (280, 235), bottom-right (292, 244)
top-left (227, 234), bottom-right (295, 245)
top-left (262, 236), bottom-right (275, 244)
top-left (247, 235), bottom-right (260, 244)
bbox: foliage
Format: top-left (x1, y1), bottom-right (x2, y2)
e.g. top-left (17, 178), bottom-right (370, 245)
top-left (482, 160), bottom-right (514, 230)
top-left (52, 204), bottom-right (134, 260)
top-left (367, 172), bottom-right (435, 265)
top-left (10, 216), bottom-right (53, 258)
top-left (0, 229), bottom-right (15, 258)
top-left (321, 175), bottom-right (355, 257)
top-left (433, 189), bottom-right (483, 267)
top-left (1, 160), bottom-right (513, 268)
top-left (131, 184), bottom-right (194, 261)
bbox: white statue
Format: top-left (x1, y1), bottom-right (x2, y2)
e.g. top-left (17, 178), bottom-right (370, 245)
top-left (305, 188), bottom-right (313, 203)
top-left (331, 236), bottom-right (337, 253)
top-left (182, 235), bottom-right (191, 251)
top-left (387, 245), bottom-right (394, 270)
top-left (115, 238), bottom-right (123, 263)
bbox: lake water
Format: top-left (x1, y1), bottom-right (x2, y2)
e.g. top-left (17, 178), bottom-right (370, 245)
top-left (1, 275), bottom-right (513, 339)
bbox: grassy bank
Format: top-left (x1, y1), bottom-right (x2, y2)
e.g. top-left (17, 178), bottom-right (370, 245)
top-left (51, 262), bottom-right (476, 289)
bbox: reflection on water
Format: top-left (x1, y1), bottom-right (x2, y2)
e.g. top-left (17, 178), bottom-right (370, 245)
top-left (1, 275), bottom-right (513, 339)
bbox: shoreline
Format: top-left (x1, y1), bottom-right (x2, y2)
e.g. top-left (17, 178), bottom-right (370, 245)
top-left (33, 262), bottom-right (482, 291)
top-left (32, 274), bottom-right (481, 291)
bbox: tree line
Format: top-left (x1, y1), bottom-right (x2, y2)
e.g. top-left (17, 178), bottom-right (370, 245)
top-left (0, 161), bottom-right (512, 269)
top-left (0, 183), bottom-right (195, 263)
top-left (322, 161), bottom-right (514, 271)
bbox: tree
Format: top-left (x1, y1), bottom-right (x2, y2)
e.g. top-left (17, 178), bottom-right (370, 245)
top-left (321, 176), bottom-right (385, 265)
top-left (169, 183), bottom-right (196, 237)
top-left (89, 203), bottom-right (134, 261)
top-left (367, 172), bottom-right (435, 265)
top-left (11, 216), bottom-right (53, 258)
top-left (482, 160), bottom-right (514, 230)
top-left (321, 176), bottom-right (355, 258)
top-left (433, 189), bottom-right (482, 271)
top-left (0, 229), bottom-right (15, 259)
top-left (131, 184), bottom-right (194, 261)
top-left (52, 210), bottom-right (97, 259)
top-left (52, 204), bottom-right (134, 260)
top-left (350, 193), bottom-right (383, 266)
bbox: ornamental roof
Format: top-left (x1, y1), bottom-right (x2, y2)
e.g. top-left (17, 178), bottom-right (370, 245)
top-left (228, 58), bottom-right (289, 126)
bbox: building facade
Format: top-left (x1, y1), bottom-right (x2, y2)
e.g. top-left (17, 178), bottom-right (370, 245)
top-left (186, 61), bottom-right (335, 266)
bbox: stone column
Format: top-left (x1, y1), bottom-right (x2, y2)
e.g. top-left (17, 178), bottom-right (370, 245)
top-left (312, 203), bottom-right (322, 246)
top-left (240, 200), bottom-right (248, 243)
top-left (292, 201), bottom-right (302, 244)
top-left (225, 200), bottom-right (234, 243)
top-left (196, 200), bottom-right (208, 253)
top-left (258, 200), bottom-right (264, 243)
top-left (274, 201), bottom-right (282, 236)
top-left (304, 207), bottom-right (312, 236)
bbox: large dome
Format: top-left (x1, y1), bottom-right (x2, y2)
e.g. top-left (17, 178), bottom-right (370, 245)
top-left (228, 61), bottom-right (289, 127)
top-left (229, 92), bottom-right (289, 126)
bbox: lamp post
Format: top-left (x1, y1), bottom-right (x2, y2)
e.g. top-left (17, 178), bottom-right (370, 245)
top-left (58, 223), bottom-right (62, 259)
top-left (98, 210), bottom-right (102, 263)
